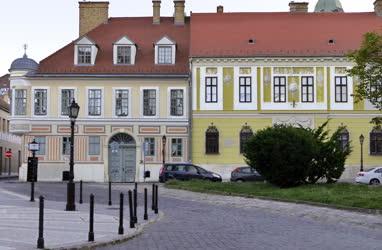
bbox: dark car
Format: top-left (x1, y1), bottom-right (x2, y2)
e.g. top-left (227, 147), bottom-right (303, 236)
top-left (159, 163), bottom-right (222, 183)
top-left (230, 167), bottom-right (264, 182)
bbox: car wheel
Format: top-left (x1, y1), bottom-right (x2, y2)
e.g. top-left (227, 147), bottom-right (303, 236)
top-left (236, 179), bottom-right (244, 183)
top-left (370, 179), bottom-right (380, 185)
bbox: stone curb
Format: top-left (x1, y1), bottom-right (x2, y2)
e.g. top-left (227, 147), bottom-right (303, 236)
top-left (48, 211), bottom-right (164, 250)
top-left (165, 186), bottom-right (382, 216)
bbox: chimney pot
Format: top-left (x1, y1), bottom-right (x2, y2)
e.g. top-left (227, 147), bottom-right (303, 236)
top-left (174, 0), bottom-right (185, 25)
top-left (153, 0), bottom-right (161, 24)
top-left (217, 5), bottom-right (224, 13)
top-left (79, 1), bottom-right (109, 36)
top-left (375, 0), bottom-right (382, 16)
top-left (289, 1), bottom-right (309, 13)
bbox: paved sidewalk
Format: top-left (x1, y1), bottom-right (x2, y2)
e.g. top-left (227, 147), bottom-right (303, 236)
top-left (0, 187), bottom-right (160, 250)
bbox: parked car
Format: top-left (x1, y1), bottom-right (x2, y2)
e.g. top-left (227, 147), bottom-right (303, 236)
top-left (230, 167), bottom-right (264, 182)
top-left (355, 167), bottom-right (382, 185)
top-left (159, 163), bottom-right (222, 183)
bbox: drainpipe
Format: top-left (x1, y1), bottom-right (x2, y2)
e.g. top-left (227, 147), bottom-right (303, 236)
top-left (188, 59), bottom-right (193, 162)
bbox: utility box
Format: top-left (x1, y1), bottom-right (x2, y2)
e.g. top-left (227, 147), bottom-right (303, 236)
top-left (144, 171), bottom-right (151, 178)
top-left (62, 171), bottom-right (70, 181)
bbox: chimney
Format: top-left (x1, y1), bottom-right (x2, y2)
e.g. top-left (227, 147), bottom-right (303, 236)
top-left (217, 5), bottom-right (224, 13)
top-left (79, 1), bottom-right (109, 37)
top-left (289, 1), bottom-right (309, 13)
top-left (153, 0), bottom-right (161, 24)
top-left (375, 0), bottom-right (382, 16)
top-left (174, 0), bottom-right (185, 25)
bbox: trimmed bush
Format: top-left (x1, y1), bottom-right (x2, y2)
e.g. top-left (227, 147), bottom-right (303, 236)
top-left (244, 125), bottom-right (318, 188)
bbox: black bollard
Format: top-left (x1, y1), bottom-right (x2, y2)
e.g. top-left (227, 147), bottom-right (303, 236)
top-left (135, 182), bottom-right (138, 191)
top-left (133, 188), bottom-right (138, 224)
top-left (144, 188), bottom-right (148, 220)
top-left (108, 181), bottom-right (112, 206)
top-left (151, 184), bottom-right (155, 211)
top-left (30, 181), bottom-right (35, 202)
top-left (118, 193), bottom-right (124, 235)
top-left (155, 185), bottom-right (158, 214)
top-left (88, 194), bottom-right (94, 242)
top-left (128, 190), bottom-right (134, 228)
top-left (37, 196), bottom-right (44, 249)
top-left (79, 180), bottom-right (83, 204)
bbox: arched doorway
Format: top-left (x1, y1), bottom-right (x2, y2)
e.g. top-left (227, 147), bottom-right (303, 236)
top-left (108, 133), bottom-right (136, 182)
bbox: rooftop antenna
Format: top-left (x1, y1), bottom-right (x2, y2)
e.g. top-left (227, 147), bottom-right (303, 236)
top-left (23, 44), bottom-right (28, 58)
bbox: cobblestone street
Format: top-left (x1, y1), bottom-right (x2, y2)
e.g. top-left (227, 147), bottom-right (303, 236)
top-left (0, 181), bottom-right (380, 250)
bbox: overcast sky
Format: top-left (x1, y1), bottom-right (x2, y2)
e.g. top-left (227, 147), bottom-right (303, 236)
top-left (0, 0), bottom-right (375, 75)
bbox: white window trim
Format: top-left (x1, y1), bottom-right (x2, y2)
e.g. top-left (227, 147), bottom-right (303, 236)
top-left (31, 87), bottom-right (50, 118)
top-left (58, 87), bottom-right (78, 118)
top-left (167, 87), bottom-right (187, 119)
top-left (112, 87), bottom-right (132, 118)
top-left (234, 66), bottom-right (257, 110)
top-left (154, 36), bottom-right (176, 65)
top-left (200, 67), bottom-right (223, 111)
top-left (330, 66), bottom-right (354, 110)
top-left (140, 87), bottom-right (160, 118)
top-left (86, 87), bottom-right (104, 118)
top-left (74, 36), bottom-right (98, 66)
top-left (12, 88), bottom-right (28, 117)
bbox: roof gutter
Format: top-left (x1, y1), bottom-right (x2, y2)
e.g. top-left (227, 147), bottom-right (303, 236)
top-left (28, 73), bottom-right (189, 79)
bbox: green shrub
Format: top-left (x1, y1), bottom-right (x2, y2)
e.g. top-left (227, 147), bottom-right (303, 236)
top-left (244, 125), bottom-right (318, 187)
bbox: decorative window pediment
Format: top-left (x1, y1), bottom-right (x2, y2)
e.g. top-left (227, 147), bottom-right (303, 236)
top-left (113, 36), bottom-right (137, 65)
top-left (74, 36), bottom-right (98, 65)
top-left (155, 36), bottom-right (176, 65)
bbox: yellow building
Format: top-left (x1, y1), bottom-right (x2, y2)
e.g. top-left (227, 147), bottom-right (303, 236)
top-left (9, 1), bottom-right (190, 182)
top-left (190, 1), bottom-right (382, 179)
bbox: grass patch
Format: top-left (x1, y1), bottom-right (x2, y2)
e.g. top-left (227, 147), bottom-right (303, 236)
top-left (165, 180), bottom-right (382, 211)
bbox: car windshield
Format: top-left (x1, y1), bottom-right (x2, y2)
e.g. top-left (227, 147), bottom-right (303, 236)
top-left (366, 168), bottom-right (375, 172)
top-left (196, 167), bottom-right (208, 174)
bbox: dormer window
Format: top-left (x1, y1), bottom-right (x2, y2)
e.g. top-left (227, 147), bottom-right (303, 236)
top-left (78, 46), bottom-right (92, 64)
top-left (155, 36), bottom-right (176, 65)
top-left (113, 36), bottom-right (137, 65)
top-left (117, 46), bottom-right (131, 64)
top-left (158, 46), bottom-right (172, 64)
top-left (74, 36), bottom-right (98, 66)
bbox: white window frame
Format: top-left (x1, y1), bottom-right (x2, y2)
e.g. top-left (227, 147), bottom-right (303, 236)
top-left (200, 67), bottom-right (223, 110)
top-left (112, 87), bottom-right (132, 118)
top-left (31, 87), bottom-right (50, 118)
top-left (59, 87), bottom-right (77, 118)
top-left (86, 87), bottom-right (104, 118)
top-left (168, 87), bottom-right (186, 118)
top-left (113, 36), bottom-right (136, 65)
top-left (74, 36), bottom-right (98, 66)
top-left (171, 138), bottom-right (183, 157)
top-left (154, 36), bottom-right (176, 65)
top-left (12, 89), bottom-right (27, 116)
top-left (140, 87), bottom-right (159, 118)
top-left (234, 66), bottom-right (257, 110)
top-left (330, 66), bottom-right (353, 110)
top-left (88, 136), bottom-right (101, 156)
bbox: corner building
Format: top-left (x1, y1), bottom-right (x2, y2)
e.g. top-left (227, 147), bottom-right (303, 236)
top-left (190, 2), bottom-right (382, 179)
top-left (10, 1), bottom-right (190, 182)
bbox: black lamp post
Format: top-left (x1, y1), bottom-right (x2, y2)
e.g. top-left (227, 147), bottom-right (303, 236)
top-left (28, 139), bottom-right (39, 202)
top-left (66, 99), bottom-right (80, 211)
top-left (359, 134), bottom-right (365, 172)
top-left (162, 135), bottom-right (167, 169)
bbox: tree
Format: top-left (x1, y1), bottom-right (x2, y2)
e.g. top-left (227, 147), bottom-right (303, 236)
top-left (243, 125), bottom-right (318, 188)
top-left (306, 121), bottom-right (352, 184)
top-left (348, 32), bottom-right (382, 127)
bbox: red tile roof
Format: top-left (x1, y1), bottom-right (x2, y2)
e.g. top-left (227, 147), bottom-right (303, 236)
top-left (37, 17), bottom-right (190, 75)
top-left (190, 12), bottom-right (382, 58)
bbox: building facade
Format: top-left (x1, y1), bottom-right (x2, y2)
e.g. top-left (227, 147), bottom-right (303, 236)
top-left (8, 0), bottom-right (382, 182)
top-left (9, 0), bottom-right (190, 182)
top-left (190, 2), bottom-right (382, 179)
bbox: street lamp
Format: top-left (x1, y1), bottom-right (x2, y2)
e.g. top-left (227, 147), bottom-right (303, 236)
top-left (28, 139), bottom-right (40, 202)
top-left (66, 99), bottom-right (80, 211)
top-left (162, 135), bottom-right (167, 169)
top-left (359, 134), bottom-right (365, 172)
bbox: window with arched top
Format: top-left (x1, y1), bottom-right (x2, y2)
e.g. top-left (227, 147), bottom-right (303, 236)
top-left (205, 124), bottom-right (219, 154)
top-left (240, 124), bottom-right (254, 154)
top-left (370, 129), bottom-right (382, 155)
top-left (338, 128), bottom-right (350, 152)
